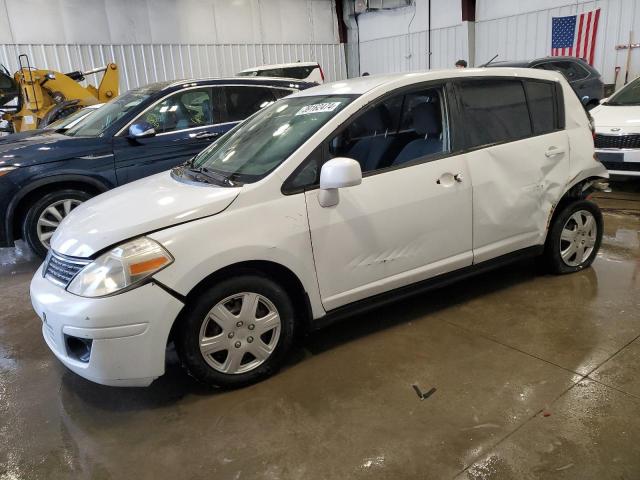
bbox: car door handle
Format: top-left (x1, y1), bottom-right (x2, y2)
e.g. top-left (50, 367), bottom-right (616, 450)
top-left (545, 147), bottom-right (565, 158)
top-left (193, 131), bottom-right (220, 140)
top-left (436, 173), bottom-right (463, 185)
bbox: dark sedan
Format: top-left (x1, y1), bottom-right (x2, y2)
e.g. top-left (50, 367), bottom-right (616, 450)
top-left (0, 77), bottom-right (313, 256)
top-left (488, 56), bottom-right (604, 108)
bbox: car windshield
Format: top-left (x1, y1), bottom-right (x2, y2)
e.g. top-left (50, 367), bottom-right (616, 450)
top-left (64, 87), bottom-right (159, 137)
top-left (45, 106), bottom-right (99, 131)
top-left (186, 94), bottom-right (356, 183)
top-left (606, 77), bottom-right (640, 106)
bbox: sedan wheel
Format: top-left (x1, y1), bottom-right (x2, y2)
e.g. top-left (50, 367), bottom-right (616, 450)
top-left (36, 199), bottom-right (82, 249)
top-left (22, 189), bottom-right (92, 258)
top-left (199, 292), bottom-right (281, 375)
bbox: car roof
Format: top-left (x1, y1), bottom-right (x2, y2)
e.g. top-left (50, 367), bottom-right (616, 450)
top-left (488, 56), bottom-right (590, 67)
top-left (239, 62), bottom-right (319, 72)
top-left (164, 76), bottom-right (314, 90)
top-left (290, 68), bottom-right (564, 97)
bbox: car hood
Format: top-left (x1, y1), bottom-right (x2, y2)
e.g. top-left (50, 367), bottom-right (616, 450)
top-left (51, 171), bottom-right (241, 257)
top-left (0, 129), bottom-right (47, 144)
top-left (591, 104), bottom-right (640, 132)
top-left (0, 132), bottom-right (99, 167)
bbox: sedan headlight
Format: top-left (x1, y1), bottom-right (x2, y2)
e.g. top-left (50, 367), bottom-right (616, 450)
top-left (67, 237), bottom-right (173, 297)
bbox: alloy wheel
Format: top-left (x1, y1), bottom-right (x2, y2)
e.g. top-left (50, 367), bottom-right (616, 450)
top-left (36, 199), bottom-right (83, 249)
top-left (559, 209), bottom-right (597, 267)
top-left (199, 292), bottom-right (281, 375)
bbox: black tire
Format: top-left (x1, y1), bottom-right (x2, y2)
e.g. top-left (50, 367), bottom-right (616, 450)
top-left (543, 199), bottom-right (603, 274)
top-left (175, 275), bottom-right (297, 388)
top-left (22, 189), bottom-right (92, 258)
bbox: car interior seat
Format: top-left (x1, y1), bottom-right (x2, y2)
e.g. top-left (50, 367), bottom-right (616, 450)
top-left (346, 105), bottom-right (395, 172)
top-left (393, 103), bottom-right (443, 165)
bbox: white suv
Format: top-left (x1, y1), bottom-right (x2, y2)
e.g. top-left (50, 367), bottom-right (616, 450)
top-left (30, 69), bottom-right (608, 388)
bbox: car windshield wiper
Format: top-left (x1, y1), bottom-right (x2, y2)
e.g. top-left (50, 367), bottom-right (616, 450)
top-left (186, 166), bottom-right (236, 187)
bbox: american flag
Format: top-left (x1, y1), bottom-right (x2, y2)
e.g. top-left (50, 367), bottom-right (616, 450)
top-left (551, 8), bottom-right (600, 65)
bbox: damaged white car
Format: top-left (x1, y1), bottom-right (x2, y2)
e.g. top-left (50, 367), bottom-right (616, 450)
top-left (31, 68), bottom-right (608, 388)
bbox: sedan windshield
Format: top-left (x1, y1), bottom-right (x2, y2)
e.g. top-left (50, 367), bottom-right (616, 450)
top-left (187, 94), bottom-right (356, 183)
top-left (64, 85), bottom-right (162, 137)
top-left (606, 77), bottom-right (640, 106)
top-left (45, 106), bottom-right (99, 131)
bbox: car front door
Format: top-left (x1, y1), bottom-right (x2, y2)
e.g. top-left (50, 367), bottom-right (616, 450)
top-left (303, 83), bottom-right (473, 311)
top-left (112, 86), bottom-right (230, 185)
top-left (454, 78), bottom-right (570, 263)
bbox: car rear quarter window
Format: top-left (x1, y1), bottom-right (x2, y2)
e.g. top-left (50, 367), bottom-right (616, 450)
top-left (524, 80), bottom-right (557, 135)
top-left (223, 86), bottom-right (276, 122)
top-left (534, 61), bottom-right (589, 81)
top-left (457, 79), bottom-right (532, 149)
top-left (258, 66), bottom-right (316, 80)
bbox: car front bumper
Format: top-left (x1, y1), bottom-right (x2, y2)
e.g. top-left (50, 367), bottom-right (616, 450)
top-left (595, 148), bottom-right (640, 177)
top-left (30, 266), bottom-right (184, 387)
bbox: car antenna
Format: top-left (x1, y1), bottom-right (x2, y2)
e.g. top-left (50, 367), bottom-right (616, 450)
top-left (479, 54), bottom-right (499, 68)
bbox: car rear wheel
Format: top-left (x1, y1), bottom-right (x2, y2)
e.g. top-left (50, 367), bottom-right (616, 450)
top-left (543, 199), bottom-right (603, 274)
top-left (22, 189), bottom-right (92, 258)
top-left (175, 275), bottom-right (296, 388)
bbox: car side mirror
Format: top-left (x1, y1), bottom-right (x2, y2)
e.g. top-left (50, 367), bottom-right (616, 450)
top-left (318, 157), bottom-right (362, 207)
top-left (128, 122), bottom-right (156, 139)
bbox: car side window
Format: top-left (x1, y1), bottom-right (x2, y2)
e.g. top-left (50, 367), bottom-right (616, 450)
top-left (223, 86), bottom-right (276, 122)
top-left (272, 88), bottom-right (295, 100)
top-left (525, 80), bottom-right (557, 135)
top-left (536, 61), bottom-right (588, 81)
top-left (327, 86), bottom-right (448, 173)
top-left (458, 80), bottom-right (532, 149)
top-left (284, 146), bottom-right (323, 192)
top-left (136, 87), bottom-right (218, 134)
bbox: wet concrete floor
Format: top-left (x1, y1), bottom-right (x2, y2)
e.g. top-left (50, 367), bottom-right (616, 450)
top-left (1, 183), bottom-right (639, 479)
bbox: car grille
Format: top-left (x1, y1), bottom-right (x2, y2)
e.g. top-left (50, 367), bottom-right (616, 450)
top-left (594, 134), bottom-right (640, 149)
top-left (43, 252), bottom-right (90, 287)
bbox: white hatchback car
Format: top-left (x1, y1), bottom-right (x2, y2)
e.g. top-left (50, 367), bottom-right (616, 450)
top-left (31, 68), bottom-right (608, 388)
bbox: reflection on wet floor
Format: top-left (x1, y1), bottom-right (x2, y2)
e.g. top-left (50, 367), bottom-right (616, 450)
top-left (0, 182), bottom-right (639, 479)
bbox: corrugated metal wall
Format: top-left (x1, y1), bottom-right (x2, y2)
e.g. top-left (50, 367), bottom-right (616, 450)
top-left (0, 43), bottom-right (347, 91)
top-left (358, 24), bottom-right (468, 74)
top-left (475, 0), bottom-right (640, 85)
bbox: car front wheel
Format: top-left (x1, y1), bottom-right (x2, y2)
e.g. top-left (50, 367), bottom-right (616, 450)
top-left (22, 189), bottom-right (92, 258)
top-left (175, 275), bottom-right (296, 388)
top-left (544, 199), bottom-right (603, 274)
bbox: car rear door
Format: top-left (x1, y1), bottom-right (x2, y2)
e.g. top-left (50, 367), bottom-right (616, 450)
top-left (302, 82), bottom-right (473, 311)
top-left (454, 77), bottom-right (570, 263)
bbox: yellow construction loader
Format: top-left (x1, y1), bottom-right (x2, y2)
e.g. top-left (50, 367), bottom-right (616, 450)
top-left (0, 54), bottom-right (119, 133)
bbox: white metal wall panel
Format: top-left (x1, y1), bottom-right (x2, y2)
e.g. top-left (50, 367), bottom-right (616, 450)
top-left (0, 43), bottom-right (347, 92)
top-left (475, 0), bottom-right (640, 85)
top-left (359, 24), bottom-right (467, 74)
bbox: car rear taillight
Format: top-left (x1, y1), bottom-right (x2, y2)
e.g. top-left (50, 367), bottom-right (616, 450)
top-left (318, 64), bottom-right (325, 82)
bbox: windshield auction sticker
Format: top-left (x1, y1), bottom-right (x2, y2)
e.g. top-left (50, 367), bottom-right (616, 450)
top-left (295, 102), bottom-right (342, 116)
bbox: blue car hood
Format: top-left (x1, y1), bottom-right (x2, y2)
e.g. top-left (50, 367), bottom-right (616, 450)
top-left (0, 133), bottom-right (104, 168)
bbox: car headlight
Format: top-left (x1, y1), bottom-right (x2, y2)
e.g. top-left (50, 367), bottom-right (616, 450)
top-left (67, 237), bottom-right (173, 297)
